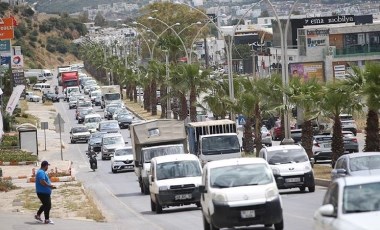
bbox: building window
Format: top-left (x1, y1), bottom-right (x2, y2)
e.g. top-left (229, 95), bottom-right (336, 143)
top-left (264, 19), bottom-right (268, 24)
top-left (289, 56), bottom-right (293, 61)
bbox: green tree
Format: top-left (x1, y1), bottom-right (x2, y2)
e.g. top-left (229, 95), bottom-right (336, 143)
top-left (94, 12), bottom-right (107, 27)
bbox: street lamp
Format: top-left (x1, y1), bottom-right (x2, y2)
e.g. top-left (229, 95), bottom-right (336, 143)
top-left (266, 0), bottom-right (299, 144)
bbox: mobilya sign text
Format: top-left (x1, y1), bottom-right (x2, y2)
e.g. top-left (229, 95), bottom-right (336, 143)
top-left (304, 15), bottom-right (354, 26)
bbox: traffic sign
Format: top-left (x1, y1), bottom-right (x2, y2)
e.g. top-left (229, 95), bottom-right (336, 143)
top-left (54, 113), bottom-right (65, 133)
top-left (238, 115), bottom-right (246, 125)
top-left (0, 18), bottom-right (14, 40)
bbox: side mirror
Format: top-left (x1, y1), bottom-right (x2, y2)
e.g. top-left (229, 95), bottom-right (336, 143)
top-left (199, 185), bottom-right (207, 193)
top-left (318, 204), bottom-right (336, 217)
top-left (336, 168), bottom-right (347, 175)
top-left (125, 141), bottom-right (128, 144)
top-left (310, 158), bottom-right (315, 168)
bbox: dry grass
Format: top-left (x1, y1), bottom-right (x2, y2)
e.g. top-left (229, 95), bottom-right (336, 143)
top-left (14, 114), bottom-right (39, 126)
top-left (19, 100), bottom-right (28, 111)
top-left (18, 188), bottom-right (41, 210)
top-left (314, 164), bottom-right (332, 180)
top-left (78, 191), bottom-right (106, 222)
top-left (43, 101), bottom-right (53, 106)
top-left (124, 99), bottom-right (162, 120)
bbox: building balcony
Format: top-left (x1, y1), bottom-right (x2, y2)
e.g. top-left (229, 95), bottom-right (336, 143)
top-left (334, 45), bottom-right (380, 58)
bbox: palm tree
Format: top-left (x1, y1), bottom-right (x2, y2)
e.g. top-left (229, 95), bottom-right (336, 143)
top-left (287, 77), bottom-right (323, 158)
top-left (175, 63), bottom-right (211, 122)
top-left (345, 63), bottom-right (380, 151)
top-left (202, 79), bottom-right (230, 120)
top-left (320, 81), bottom-right (361, 166)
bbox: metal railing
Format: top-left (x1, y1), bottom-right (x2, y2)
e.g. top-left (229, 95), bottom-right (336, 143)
top-left (335, 45), bottom-right (380, 57)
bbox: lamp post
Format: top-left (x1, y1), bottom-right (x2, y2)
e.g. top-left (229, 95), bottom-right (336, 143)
top-left (266, 0), bottom-right (299, 144)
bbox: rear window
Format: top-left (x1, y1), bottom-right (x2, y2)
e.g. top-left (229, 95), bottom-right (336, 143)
top-left (339, 115), bottom-right (353, 121)
top-left (315, 136), bottom-right (332, 142)
top-left (72, 127), bottom-right (88, 133)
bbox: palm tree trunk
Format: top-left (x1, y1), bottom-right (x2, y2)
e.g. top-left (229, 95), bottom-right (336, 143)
top-left (331, 115), bottom-right (344, 167)
top-left (179, 94), bottom-right (187, 121)
top-left (364, 109), bottom-right (380, 151)
top-left (189, 86), bottom-right (197, 122)
top-left (254, 103), bottom-right (263, 156)
top-left (172, 96), bottom-right (179, 120)
top-left (280, 113), bottom-right (285, 141)
top-left (151, 80), bottom-right (157, 116)
top-left (243, 118), bottom-right (254, 153)
top-left (160, 85), bottom-right (167, 119)
top-left (144, 86), bottom-right (150, 112)
top-left (301, 119), bottom-right (314, 158)
top-left (133, 85), bottom-right (138, 103)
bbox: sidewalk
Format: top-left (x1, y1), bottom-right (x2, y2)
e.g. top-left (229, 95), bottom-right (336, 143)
top-left (0, 212), bottom-right (116, 230)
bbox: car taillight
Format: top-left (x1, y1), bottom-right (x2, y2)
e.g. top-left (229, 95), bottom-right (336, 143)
top-left (267, 133), bottom-right (271, 137)
top-left (314, 143), bottom-right (320, 147)
top-left (352, 138), bottom-right (357, 143)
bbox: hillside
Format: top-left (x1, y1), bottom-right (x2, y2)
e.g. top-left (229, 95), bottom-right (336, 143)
top-left (10, 4), bottom-right (87, 69)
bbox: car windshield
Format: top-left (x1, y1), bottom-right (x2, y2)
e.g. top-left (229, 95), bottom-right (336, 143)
top-left (142, 145), bottom-right (184, 163)
top-left (80, 109), bottom-right (93, 116)
top-left (106, 106), bottom-right (118, 112)
top-left (104, 93), bottom-right (120, 100)
top-left (78, 102), bottom-right (92, 107)
top-left (349, 156), bottom-right (380, 172)
top-left (91, 92), bottom-right (100, 96)
top-left (267, 149), bottom-right (309, 164)
top-left (201, 135), bottom-right (240, 155)
top-left (315, 136), bottom-right (332, 142)
top-left (343, 182), bottom-right (380, 214)
top-left (118, 114), bottom-right (132, 119)
top-left (69, 97), bottom-right (77, 102)
top-left (85, 117), bottom-right (101, 123)
top-left (103, 136), bottom-right (124, 145)
top-left (156, 160), bottom-right (201, 180)
top-left (72, 127), bottom-right (88, 133)
top-left (115, 148), bottom-right (132, 156)
top-left (100, 122), bottom-right (119, 130)
top-left (210, 163), bottom-right (273, 188)
top-left (261, 126), bottom-right (269, 133)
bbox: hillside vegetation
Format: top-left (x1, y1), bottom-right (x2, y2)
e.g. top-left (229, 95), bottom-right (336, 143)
top-left (10, 4), bottom-right (87, 68)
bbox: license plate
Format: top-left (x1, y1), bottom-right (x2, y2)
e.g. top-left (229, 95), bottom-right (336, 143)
top-left (241, 210), bottom-right (255, 219)
top-left (175, 194), bottom-right (192, 200)
top-left (324, 144), bottom-right (331, 148)
top-left (125, 166), bottom-right (133, 169)
top-left (286, 177), bottom-right (301, 183)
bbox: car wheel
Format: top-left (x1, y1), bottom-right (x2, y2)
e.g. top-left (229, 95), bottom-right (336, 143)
top-left (112, 168), bottom-right (117, 173)
top-left (196, 202), bottom-right (201, 208)
top-left (70, 139), bottom-right (75, 144)
top-left (308, 185), bottom-right (315, 193)
top-left (274, 219), bottom-right (284, 230)
top-left (299, 186), bottom-right (306, 192)
top-left (203, 214), bottom-right (211, 230)
top-left (150, 197), bottom-right (156, 212)
top-left (155, 195), bottom-right (163, 214)
top-left (264, 224), bottom-right (272, 227)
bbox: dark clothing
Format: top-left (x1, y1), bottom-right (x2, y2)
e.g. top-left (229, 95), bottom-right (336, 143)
top-left (37, 193), bottom-right (51, 220)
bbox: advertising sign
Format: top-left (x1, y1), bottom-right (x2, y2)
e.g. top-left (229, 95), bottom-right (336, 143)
top-left (0, 40), bottom-right (10, 52)
top-left (11, 54), bottom-right (23, 69)
top-left (1, 55), bottom-right (10, 65)
top-left (5, 84), bottom-right (25, 115)
top-left (289, 62), bottom-right (325, 82)
top-left (303, 15), bottom-right (354, 26)
top-left (0, 17), bottom-right (14, 40)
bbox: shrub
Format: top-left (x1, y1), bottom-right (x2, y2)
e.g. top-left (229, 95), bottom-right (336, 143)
top-left (0, 135), bottom-right (18, 147)
top-left (57, 57), bottom-right (64, 63)
top-left (29, 77), bottom-right (37, 85)
top-left (0, 180), bottom-right (18, 192)
top-left (0, 149), bottom-right (38, 162)
top-left (29, 41), bottom-right (36, 48)
top-left (46, 43), bottom-right (55, 53)
top-left (21, 113), bottom-right (28, 118)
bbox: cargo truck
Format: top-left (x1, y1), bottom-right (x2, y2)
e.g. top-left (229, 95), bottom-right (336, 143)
top-left (187, 119), bottom-right (241, 166)
top-left (100, 85), bottom-right (121, 109)
top-left (131, 119), bottom-right (188, 195)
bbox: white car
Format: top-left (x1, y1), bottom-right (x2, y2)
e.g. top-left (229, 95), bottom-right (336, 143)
top-left (84, 114), bottom-right (102, 133)
top-left (25, 91), bottom-right (41, 102)
top-left (314, 176), bottom-right (380, 230)
top-left (69, 126), bottom-right (91, 143)
top-left (313, 135), bottom-right (333, 162)
top-left (149, 154), bottom-right (202, 214)
top-left (259, 145), bottom-right (315, 192)
top-left (200, 158), bottom-right (283, 230)
top-left (111, 146), bottom-right (134, 173)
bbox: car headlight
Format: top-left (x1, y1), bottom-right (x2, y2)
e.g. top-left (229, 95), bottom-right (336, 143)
top-left (272, 167), bottom-right (280, 175)
top-left (212, 193), bottom-right (227, 203)
top-left (159, 186), bottom-right (169, 191)
top-left (103, 147), bottom-right (108, 152)
top-left (304, 165), bottom-right (311, 172)
top-left (265, 188), bottom-right (278, 201)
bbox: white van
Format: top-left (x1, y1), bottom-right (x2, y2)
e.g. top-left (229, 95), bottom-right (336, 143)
top-left (42, 69), bottom-right (53, 79)
top-left (149, 154), bottom-right (202, 214)
top-left (32, 83), bottom-right (51, 92)
top-left (259, 145), bottom-right (315, 192)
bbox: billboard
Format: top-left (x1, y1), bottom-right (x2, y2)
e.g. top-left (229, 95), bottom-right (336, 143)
top-left (11, 54), bottom-right (23, 69)
top-left (0, 17), bottom-right (14, 40)
top-left (289, 62), bottom-right (325, 82)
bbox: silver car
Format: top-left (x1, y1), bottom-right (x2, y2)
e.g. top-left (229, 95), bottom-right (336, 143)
top-left (252, 126), bottom-right (272, 147)
top-left (331, 152), bottom-right (380, 180)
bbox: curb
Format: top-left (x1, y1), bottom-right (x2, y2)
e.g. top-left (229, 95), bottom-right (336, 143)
top-left (125, 105), bottom-right (144, 120)
top-left (315, 178), bottom-right (331, 187)
top-left (27, 176), bottom-right (76, 183)
top-left (2, 175), bottom-right (28, 180)
top-left (0, 161), bottom-right (37, 166)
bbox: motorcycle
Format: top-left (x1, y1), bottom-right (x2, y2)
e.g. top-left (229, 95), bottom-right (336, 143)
top-left (87, 152), bottom-right (98, 171)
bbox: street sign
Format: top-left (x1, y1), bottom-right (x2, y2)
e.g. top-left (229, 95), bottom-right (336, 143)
top-left (238, 115), bottom-right (246, 125)
top-left (0, 18), bottom-right (14, 40)
top-left (54, 113), bottom-right (65, 133)
top-left (0, 40), bottom-right (10, 52)
top-left (11, 69), bottom-right (26, 86)
top-left (41, 122), bottom-right (48, 130)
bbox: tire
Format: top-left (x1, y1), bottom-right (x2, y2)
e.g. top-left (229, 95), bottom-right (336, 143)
top-left (265, 224), bottom-right (273, 227)
top-left (155, 195), bottom-right (163, 214)
top-left (151, 197), bottom-right (156, 212)
top-left (203, 214), bottom-right (211, 230)
top-left (299, 186), bottom-right (306, 192)
top-left (112, 169), bottom-right (117, 173)
top-left (308, 185), bottom-right (315, 193)
top-left (274, 220), bottom-right (284, 230)
top-left (70, 139), bottom-right (75, 144)
top-left (196, 202), bottom-right (201, 208)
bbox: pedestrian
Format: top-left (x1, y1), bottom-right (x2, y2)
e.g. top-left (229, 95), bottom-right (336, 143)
top-left (34, 160), bottom-right (56, 224)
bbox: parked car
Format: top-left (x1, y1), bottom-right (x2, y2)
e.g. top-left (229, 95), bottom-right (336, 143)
top-left (117, 113), bottom-right (134, 129)
top-left (340, 114), bottom-right (357, 136)
top-left (42, 92), bottom-right (60, 103)
top-left (149, 154), bottom-right (202, 214)
top-left (111, 146), bottom-right (134, 173)
top-left (313, 176), bottom-right (380, 230)
top-left (312, 135), bottom-right (333, 163)
top-left (70, 126), bottom-right (91, 143)
top-left (291, 129), bottom-right (302, 143)
top-left (101, 133), bottom-right (126, 160)
top-left (342, 131), bottom-right (359, 153)
top-left (331, 152), bottom-right (380, 181)
top-left (259, 145), bottom-right (315, 192)
top-left (25, 91), bottom-right (41, 102)
top-left (200, 158), bottom-right (284, 230)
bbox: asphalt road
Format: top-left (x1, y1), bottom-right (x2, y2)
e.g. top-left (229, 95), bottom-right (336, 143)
top-left (49, 91), bottom-right (328, 230)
